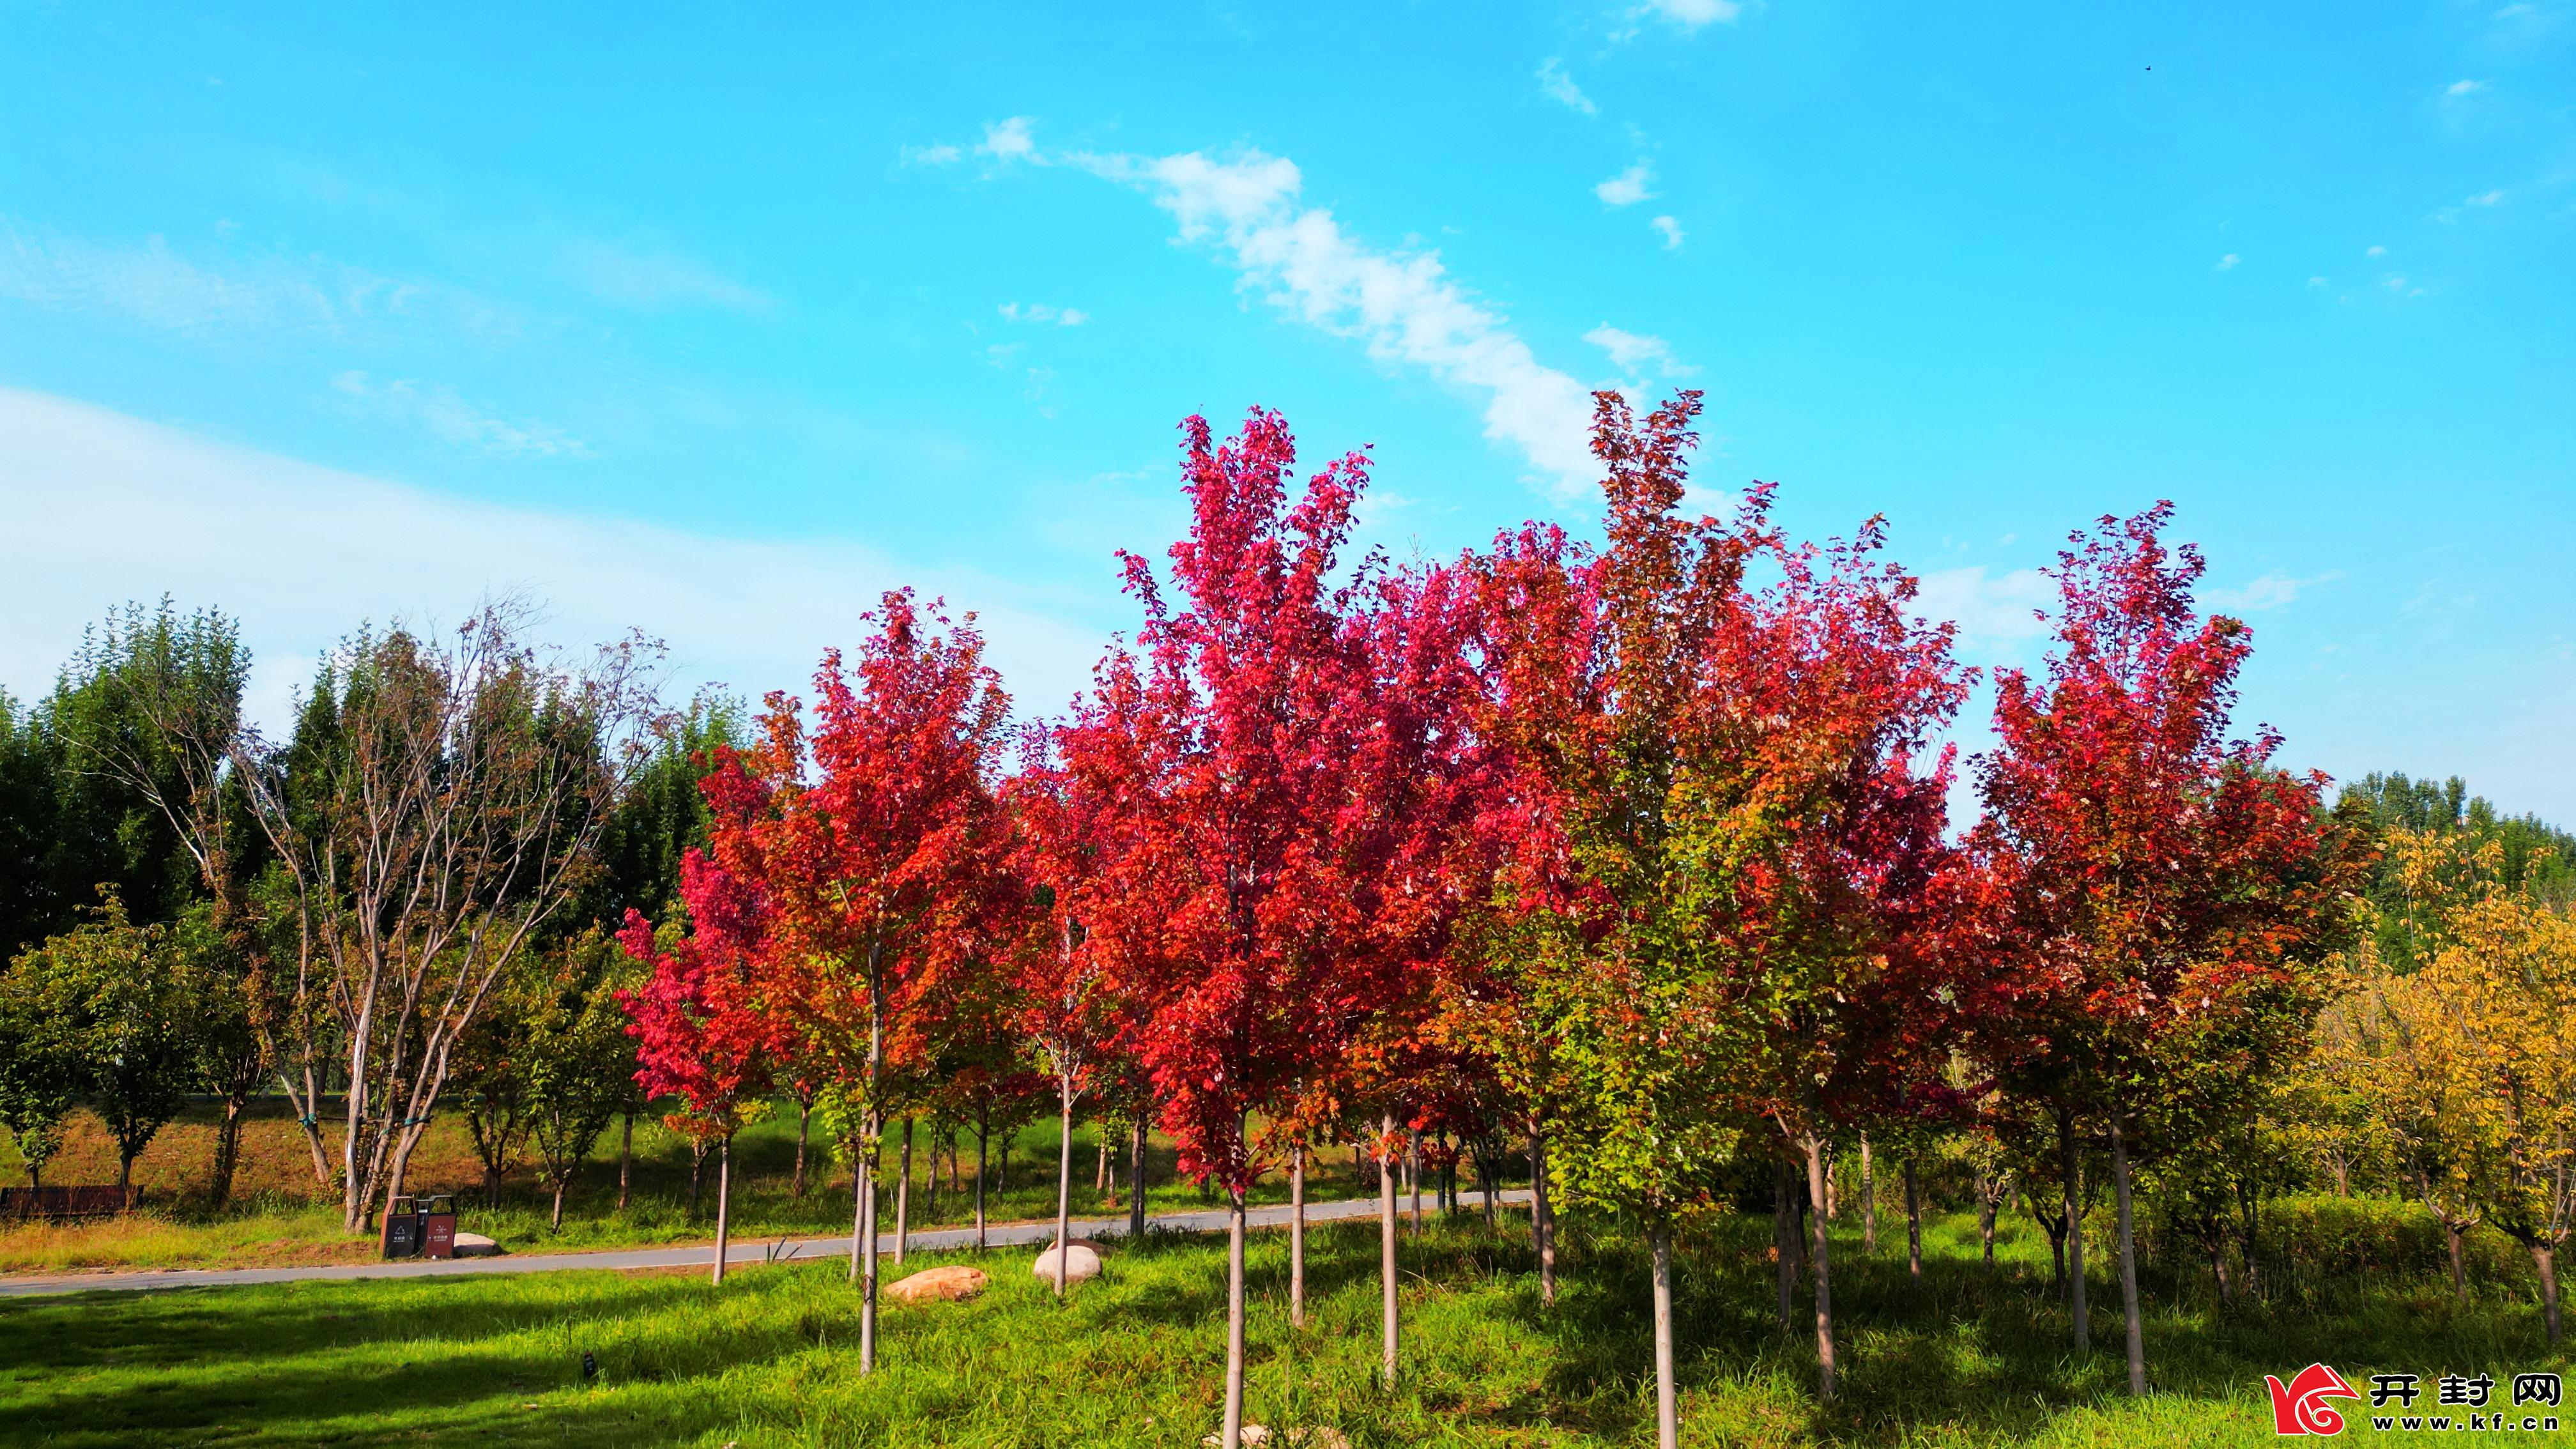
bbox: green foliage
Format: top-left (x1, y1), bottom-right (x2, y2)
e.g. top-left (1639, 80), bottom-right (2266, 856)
top-left (0, 893), bottom-right (202, 1188)
top-left (2340, 770), bottom-right (2576, 969)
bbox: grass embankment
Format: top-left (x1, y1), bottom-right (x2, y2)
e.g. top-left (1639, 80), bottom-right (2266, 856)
top-left (1, 1098), bottom-right (1387, 1273)
top-left (4, 1204), bottom-right (2568, 1446)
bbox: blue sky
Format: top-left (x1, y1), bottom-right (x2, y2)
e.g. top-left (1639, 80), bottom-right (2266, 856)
top-left (3, 1), bottom-right (2570, 818)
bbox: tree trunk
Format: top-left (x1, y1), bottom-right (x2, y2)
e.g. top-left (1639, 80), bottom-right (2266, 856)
top-left (975, 1120), bottom-right (989, 1252)
top-left (2109, 1116), bottom-right (2145, 1395)
top-left (1804, 1133), bottom-right (1837, 1403)
top-left (2535, 1243), bottom-right (2563, 1346)
top-left (859, 1110), bottom-right (881, 1374)
top-left (894, 1117), bottom-right (914, 1266)
top-left (1977, 1172), bottom-right (1997, 1272)
top-left (1905, 1159), bottom-right (1923, 1285)
top-left (616, 1110), bottom-right (634, 1211)
top-left (1860, 1135), bottom-right (1876, 1254)
top-left (1476, 1142), bottom-right (1497, 1231)
top-left (1096, 1129), bottom-right (1110, 1193)
top-left (793, 1098), bottom-right (811, 1198)
top-left (687, 1139), bottom-right (707, 1216)
top-left (1775, 1161), bottom-right (1799, 1332)
top-left (1407, 1129), bottom-right (1423, 1234)
top-left (1380, 1113), bottom-right (1402, 1385)
top-left (710, 1135), bottom-right (733, 1287)
top-left (209, 1098), bottom-right (249, 1211)
top-left (2211, 1241), bottom-right (2232, 1305)
top-left (1053, 1077), bottom-right (1075, 1298)
top-left (1221, 1188), bottom-right (1248, 1449)
top-left (2058, 1107), bottom-right (2089, 1351)
top-left (119, 1149), bottom-right (136, 1195)
top-left (551, 1175), bottom-right (567, 1231)
top-left (1128, 1118), bottom-right (1148, 1241)
top-left (1529, 1129), bottom-right (1556, 1308)
top-left (2448, 1220), bottom-right (2469, 1303)
top-left (1291, 1141), bottom-right (1307, 1329)
top-left (1651, 1217), bottom-right (1679, 1449)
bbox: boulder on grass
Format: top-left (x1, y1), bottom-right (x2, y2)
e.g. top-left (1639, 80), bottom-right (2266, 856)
top-left (1030, 1242), bottom-right (1103, 1285)
top-left (452, 1232), bottom-right (501, 1258)
top-left (885, 1265), bottom-right (988, 1304)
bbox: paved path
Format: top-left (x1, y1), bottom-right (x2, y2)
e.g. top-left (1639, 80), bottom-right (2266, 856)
top-left (0, 1189), bottom-right (1532, 1300)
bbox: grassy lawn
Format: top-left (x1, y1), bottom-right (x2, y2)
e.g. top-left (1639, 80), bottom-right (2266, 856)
top-left (1, 1099), bottom-right (1386, 1273)
top-left (6, 1203), bottom-right (2570, 1446)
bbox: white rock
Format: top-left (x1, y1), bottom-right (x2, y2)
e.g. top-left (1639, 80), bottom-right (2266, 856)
top-left (452, 1232), bottom-right (501, 1258)
top-left (1030, 1241), bottom-right (1102, 1285)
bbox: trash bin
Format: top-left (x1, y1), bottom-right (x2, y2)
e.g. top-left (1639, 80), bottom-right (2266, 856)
top-left (422, 1195), bottom-right (459, 1260)
top-left (382, 1195), bottom-right (424, 1260)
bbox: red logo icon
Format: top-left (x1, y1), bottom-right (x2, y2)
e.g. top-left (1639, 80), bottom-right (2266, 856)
top-left (2267, 1363), bottom-right (2361, 1435)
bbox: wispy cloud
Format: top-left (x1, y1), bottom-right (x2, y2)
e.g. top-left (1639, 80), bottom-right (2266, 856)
top-left (564, 240), bottom-right (768, 313)
top-left (1635, 0), bottom-right (1743, 31)
top-left (333, 371), bottom-right (590, 459)
top-left (1584, 323), bottom-right (1697, 378)
top-left (979, 117), bottom-right (1039, 162)
top-left (1065, 144), bottom-right (1600, 498)
top-left (0, 386), bottom-right (1105, 732)
top-left (1595, 160), bottom-right (1656, 207)
top-left (998, 302), bottom-right (1089, 326)
top-left (2366, 244), bottom-right (2388, 257)
top-left (1537, 58), bottom-right (1598, 116)
top-left (1651, 215), bottom-right (1686, 249)
top-left (2446, 78), bottom-right (2488, 98)
top-left (2205, 571), bottom-right (2339, 613)
top-left (0, 221), bottom-right (516, 348)
top-left (901, 142), bottom-right (962, 166)
top-left (1913, 566), bottom-right (2055, 653)
top-left (2216, 252), bottom-right (2241, 271)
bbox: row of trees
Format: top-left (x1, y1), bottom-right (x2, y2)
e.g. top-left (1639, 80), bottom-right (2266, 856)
top-left (592, 392), bottom-right (2377, 1449)
top-left (3, 392), bottom-right (2563, 1448)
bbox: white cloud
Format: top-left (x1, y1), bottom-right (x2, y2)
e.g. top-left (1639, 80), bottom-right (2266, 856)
top-left (564, 240), bottom-right (768, 313)
top-left (1912, 566), bottom-right (2056, 653)
top-left (1636, 0), bottom-right (1743, 30)
top-left (2366, 244), bottom-right (2388, 257)
top-left (902, 143), bottom-right (963, 166)
top-left (2205, 571), bottom-right (2338, 613)
top-left (332, 371), bottom-right (591, 459)
top-left (1651, 215), bottom-right (1686, 249)
top-left (0, 221), bottom-right (517, 348)
top-left (2446, 79), bottom-right (2488, 98)
top-left (0, 387), bottom-right (1103, 735)
top-left (1069, 146), bottom-right (1601, 498)
top-left (1595, 160), bottom-right (1657, 207)
top-left (1537, 58), bottom-right (1598, 116)
top-left (1584, 323), bottom-right (1698, 378)
top-left (998, 302), bottom-right (1089, 326)
top-left (2308, 275), bottom-right (2328, 288)
top-left (2215, 252), bottom-right (2240, 271)
top-left (979, 117), bottom-right (1039, 162)
top-left (2469, 188), bottom-right (2507, 206)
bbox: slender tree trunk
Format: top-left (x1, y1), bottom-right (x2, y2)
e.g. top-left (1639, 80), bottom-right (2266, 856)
top-left (1095, 1130), bottom-right (1110, 1193)
top-left (1905, 1160), bottom-right (1923, 1285)
top-left (2058, 1107), bottom-right (2089, 1351)
top-left (616, 1110), bottom-right (634, 1211)
top-left (1804, 1133), bottom-right (1837, 1403)
top-left (2534, 1244), bottom-right (2563, 1346)
top-left (1529, 1128), bottom-right (1556, 1308)
top-left (2211, 1241), bottom-right (2232, 1305)
top-left (894, 1117), bottom-right (914, 1266)
top-left (1860, 1135), bottom-right (1876, 1254)
top-left (1651, 1218), bottom-right (1680, 1449)
top-left (2108, 1117), bottom-right (2145, 1395)
top-left (1291, 1141), bottom-right (1307, 1328)
top-left (1380, 1113), bottom-right (1401, 1385)
top-left (1775, 1162), bottom-right (1799, 1332)
top-left (1977, 1172), bottom-right (1997, 1273)
top-left (793, 1098), bottom-right (811, 1198)
top-left (1054, 1077), bottom-right (1075, 1298)
top-left (859, 1111), bottom-right (881, 1374)
top-left (710, 1135), bottom-right (733, 1287)
top-left (1221, 1188), bottom-right (1248, 1449)
top-left (1476, 1142), bottom-right (1497, 1231)
top-left (848, 1151), bottom-right (868, 1282)
top-left (551, 1174), bottom-right (567, 1230)
top-left (1407, 1130), bottom-right (1423, 1234)
top-left (975, 1121), bottom-right (989, 1252)
top-left (209, 1098), bottom-right (248, 1211)
top-left (1128, 1119), bottom-right (1148, 1241)
top-left (687, 1140), bottom-right (707, 1216)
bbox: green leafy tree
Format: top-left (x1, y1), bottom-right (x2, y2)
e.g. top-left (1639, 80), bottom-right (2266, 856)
top-left (524, 928), bottom-right (646, 1229)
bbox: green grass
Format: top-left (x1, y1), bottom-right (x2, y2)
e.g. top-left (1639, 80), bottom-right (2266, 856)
top-left (6, 1204), bottom-right (2571, 1446)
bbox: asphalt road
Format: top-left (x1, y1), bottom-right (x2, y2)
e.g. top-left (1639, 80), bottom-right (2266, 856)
top-left (0, 1188), bottom-right (1533, 1300)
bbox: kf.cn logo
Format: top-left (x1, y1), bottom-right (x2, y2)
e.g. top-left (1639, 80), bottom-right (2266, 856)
top-left (2269, 1363), bottom-right (2362, 1436)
